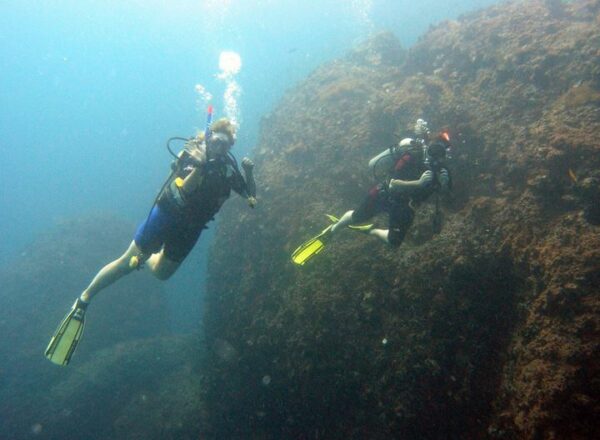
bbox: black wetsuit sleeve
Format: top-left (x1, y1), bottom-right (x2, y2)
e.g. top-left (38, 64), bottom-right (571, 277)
top-left (230, 171), bottom-right (250, 198)
top-left (244, 168), bottom-right (256, 198)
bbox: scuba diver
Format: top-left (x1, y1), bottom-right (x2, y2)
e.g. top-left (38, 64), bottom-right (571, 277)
top-left (292, 119), bottom-right (451, 265)
top-left (45, 115), bottom-right (257, 366)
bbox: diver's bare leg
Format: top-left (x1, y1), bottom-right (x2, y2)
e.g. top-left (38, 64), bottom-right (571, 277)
top-left (331, 210), bottom-right (355, 233)
top-left (146, 249), bottom-right (181, 281)
top-left (368, 228), bottom-right (390, 244)
top-left (80, 241), bottom-right (142, 302)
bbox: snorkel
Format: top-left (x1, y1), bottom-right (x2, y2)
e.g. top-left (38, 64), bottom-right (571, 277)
top-left (204, 105), bottom-right (220, 159)
top-left (205, 104), bottom-right (214, 141)
top-left (165, 105), bottom-right (214, 160)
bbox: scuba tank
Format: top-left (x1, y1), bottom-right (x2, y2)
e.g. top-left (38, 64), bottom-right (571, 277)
top-left (370, 137), bottom-right (424, 185)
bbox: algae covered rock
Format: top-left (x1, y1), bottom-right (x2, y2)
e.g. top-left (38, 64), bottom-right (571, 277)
top-left (204, 1), bottom-right (600, 438)
top-left (0, 214), bottom-right (172, 439)
top-left (9, 335), bottom-right (207, 440)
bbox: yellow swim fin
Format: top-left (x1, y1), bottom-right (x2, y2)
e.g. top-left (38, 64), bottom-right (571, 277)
top-left (326, 213), bottom-right (372, 232)
top-left (291, 214), bottom-right (373, 266)
top-left (348, 223), bottom-right (374, 233)
top-left (291, 225), bottom-right (333, 266)
top-left (45, 299), bottom-right (87, 366)
top-left (291, 214), bottom-right (340, 266)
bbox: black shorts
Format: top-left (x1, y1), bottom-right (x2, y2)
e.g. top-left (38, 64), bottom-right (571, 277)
top-left (352, 185), bottom-right (414, 247)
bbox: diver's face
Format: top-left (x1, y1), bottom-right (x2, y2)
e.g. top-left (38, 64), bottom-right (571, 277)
top-left (207, 133), bottom-right (233, 156)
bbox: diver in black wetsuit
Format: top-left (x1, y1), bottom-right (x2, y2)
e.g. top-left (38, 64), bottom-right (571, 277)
top-left (331, 119), bottom-right (452, 247)
top-left (83, 117), bottom-right (256, 297)
top-left (45, 117), bottom-right (256, 365)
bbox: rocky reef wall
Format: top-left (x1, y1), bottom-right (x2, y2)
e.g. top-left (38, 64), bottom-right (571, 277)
top-left (205, 1), bottom-right (599, 438)
top-left (0, 215), bottom-right (177, 439)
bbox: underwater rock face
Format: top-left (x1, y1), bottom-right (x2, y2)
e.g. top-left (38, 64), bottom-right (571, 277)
top-left (12, 336), bottom-right (206, 440)
top-left (206, 1), bottom-right (599, 438)
top-left (0, 214), bottom-right (171, 439)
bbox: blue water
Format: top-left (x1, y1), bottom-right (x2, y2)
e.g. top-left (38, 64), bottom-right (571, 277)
top-left (0, 0), bottom-right (497, 329)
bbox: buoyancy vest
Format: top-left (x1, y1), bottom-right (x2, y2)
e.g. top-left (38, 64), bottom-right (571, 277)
top-left (391, 148), bottom-right (446, 203)
top-left (158, 149), bottom-right (244, 223)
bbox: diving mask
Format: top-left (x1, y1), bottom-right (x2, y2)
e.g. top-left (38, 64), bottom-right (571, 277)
top-left (207, 132), bottom-right (233, 154)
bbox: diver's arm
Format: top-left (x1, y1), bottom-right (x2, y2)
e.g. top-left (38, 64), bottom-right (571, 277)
top-left (389, 170), bottom-right (434, 193)
top-left (181, 168), bottom-right (202, 193)
top-left (180, 147), bottom-right (207, 194)
top-left (234, 157), bottom-right (257, 208)
top-left (242, 158), bottom-right (256, 198)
